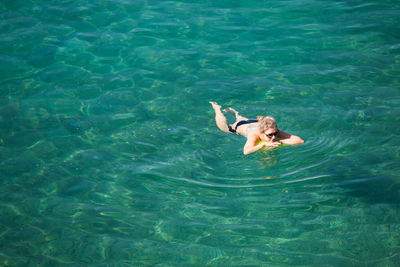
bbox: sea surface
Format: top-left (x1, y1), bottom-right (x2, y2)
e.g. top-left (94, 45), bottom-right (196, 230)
top-left (1, 0), bottom-right (400, 266)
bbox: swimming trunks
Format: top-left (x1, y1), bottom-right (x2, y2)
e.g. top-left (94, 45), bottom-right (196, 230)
top-left (228, 119), bottom-right (258, 134)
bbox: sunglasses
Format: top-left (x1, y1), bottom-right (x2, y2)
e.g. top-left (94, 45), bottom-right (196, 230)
top-left (265, 130), bottom-right (279, 138)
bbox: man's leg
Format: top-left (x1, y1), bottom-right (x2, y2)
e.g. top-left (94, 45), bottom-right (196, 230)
top-left (209, 101), bottom-right (232, 134)
top-left (224, 107), bottom-right (248, 122)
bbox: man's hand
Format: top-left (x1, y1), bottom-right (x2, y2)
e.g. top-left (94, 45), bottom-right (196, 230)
top-left (262, 141), bottom-right (281, 148)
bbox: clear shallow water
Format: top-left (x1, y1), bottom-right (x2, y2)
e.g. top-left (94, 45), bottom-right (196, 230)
top-left (1, 0), bottom-right (400, 265)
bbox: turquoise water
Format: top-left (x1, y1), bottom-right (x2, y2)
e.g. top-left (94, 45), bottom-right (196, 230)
top-left (1, 0), bottom-right (400, 265)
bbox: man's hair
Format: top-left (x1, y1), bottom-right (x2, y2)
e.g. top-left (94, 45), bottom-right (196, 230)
top-left (257, 116), bottom-right (277, 132)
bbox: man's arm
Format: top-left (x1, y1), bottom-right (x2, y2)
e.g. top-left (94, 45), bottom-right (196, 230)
top-left (278, 130), bottom-right (304, 145)
top-left (243, 134), bottom-right (281, 155)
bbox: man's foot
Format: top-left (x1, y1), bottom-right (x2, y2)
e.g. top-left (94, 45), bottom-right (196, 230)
top-left (209, 101), bottom-right (221, 110)
top-left (223, 107), bottom-right (239, 116)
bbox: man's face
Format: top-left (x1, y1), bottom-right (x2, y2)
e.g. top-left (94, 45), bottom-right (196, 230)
top-left (264, 128), bottom-right (279, 141)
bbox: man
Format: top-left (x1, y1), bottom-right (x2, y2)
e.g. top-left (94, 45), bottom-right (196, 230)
top-left (209, 101), bottom-right (304, 155)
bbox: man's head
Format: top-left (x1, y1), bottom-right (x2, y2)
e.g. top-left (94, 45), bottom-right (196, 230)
top-left (257, 116), bottom-right (279, 140)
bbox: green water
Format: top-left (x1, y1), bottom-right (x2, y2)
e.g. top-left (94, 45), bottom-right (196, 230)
top-left (1, 0), bottom-right (400, 266)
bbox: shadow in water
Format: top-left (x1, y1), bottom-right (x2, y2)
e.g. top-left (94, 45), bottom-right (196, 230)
top-left (256, 149), bottom-right (279, 168)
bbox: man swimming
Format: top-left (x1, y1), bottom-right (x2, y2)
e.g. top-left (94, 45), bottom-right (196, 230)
top-left (209, 101), bottom-right (304, 155)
